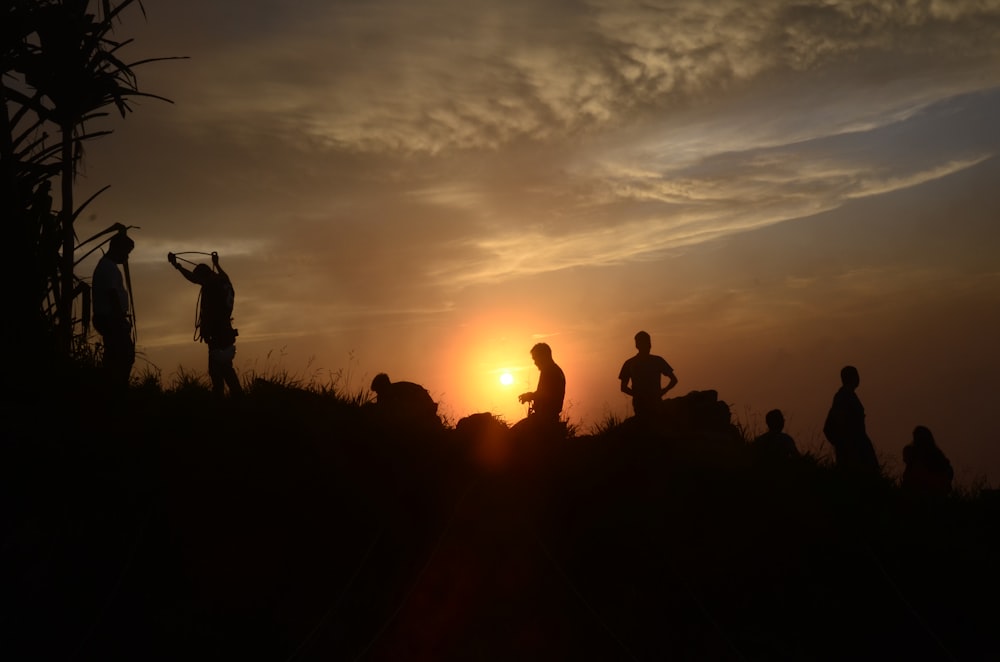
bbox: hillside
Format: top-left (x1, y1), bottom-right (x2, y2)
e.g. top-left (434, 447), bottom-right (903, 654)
top-left (2, 375), bottom-right (998, 661)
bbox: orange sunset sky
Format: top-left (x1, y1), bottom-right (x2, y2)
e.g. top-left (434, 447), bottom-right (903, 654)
top-left (75, 1), bottom-right (1000, 483)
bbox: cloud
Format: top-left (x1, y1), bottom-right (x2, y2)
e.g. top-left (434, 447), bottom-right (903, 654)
top-left (90, 1), bottom-right (1000, 335)
top-left (145, 0), bottom-right (1000, 156)
top-left (412, 88), bottom-right (1000, 289)
top-left (844, 155), bottom-right (993, 198)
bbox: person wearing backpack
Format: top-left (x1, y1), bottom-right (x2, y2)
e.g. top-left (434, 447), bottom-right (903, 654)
top-left (168, 251), bottom-right (243, 397)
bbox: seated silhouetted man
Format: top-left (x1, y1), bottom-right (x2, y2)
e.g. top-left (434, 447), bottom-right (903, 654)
top-left (619, 330), bottom-right (678, 417)
top-left (512, 343), bottom-right (566, 440)
top-left (370, 373), bottom-right (440, 427)
top-left (752, 409), bottom-right (799, 459)
top-left (823, 365), bottom-right (879, 474)
top-left (902, 426), bottom-right (953, 496)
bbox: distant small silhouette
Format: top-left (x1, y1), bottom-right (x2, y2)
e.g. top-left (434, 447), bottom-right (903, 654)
top-left (169, 251), bottom-right (243, 397)
top-left (902, 426), bottom-right (954, 496)
top-left (92, 232), bottom-right (135, 389)
top-left (618, 330), bottom-right (677, 417)
top-left (512, 343), bottom-right (566, 439)
top-left (370, 373), bottom-right (440, 425)
top-left (822, 365), bottom-right (879, 473)
top-left (752, 409), bottom-right (799, 459)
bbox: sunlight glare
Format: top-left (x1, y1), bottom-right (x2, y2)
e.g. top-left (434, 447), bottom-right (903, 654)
top-left (500, 371), bottom-right (514, 386)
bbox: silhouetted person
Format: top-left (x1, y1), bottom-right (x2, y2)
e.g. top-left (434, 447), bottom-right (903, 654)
top-left (512, 343), bottom-right (566, 440)
top-left (823, 365), bottom-right (879, 474)
top-left (169, 252), bottom-right (243, 397)
top-left (752, 409), bottom-right (799, 459)
top-left (902, 426), bottom-right (953, 496)
top-left (92, 233), bottom-right (135, 390)
top-left (370, 373), bottom-right (439, 425)
top-left (519, 343), bottom-right (566, 421)
top-left (619, 330), bottom-right (678, 416)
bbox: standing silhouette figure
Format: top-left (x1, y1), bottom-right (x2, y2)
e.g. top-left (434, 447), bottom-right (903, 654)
top-left (618, 330), bottom-right (678, 417)
top-left (169, 252), bottom-right (243, 397)
top-left (92, 233), bottom-right (135, 390)
top-left (823, 366), bottom-right (879, 474)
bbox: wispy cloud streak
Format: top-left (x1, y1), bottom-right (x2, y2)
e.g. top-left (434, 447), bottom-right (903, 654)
top-left (157, 0), bottom-right (1000, 155)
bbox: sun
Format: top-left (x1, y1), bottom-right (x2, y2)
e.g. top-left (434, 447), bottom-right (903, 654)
top-left (499, 371), bottom-right (514, 386)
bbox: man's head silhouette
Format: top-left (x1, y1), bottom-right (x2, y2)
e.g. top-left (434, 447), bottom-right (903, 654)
top-left (107, 233), bottom-right (134, 264)
top-left (371, 373), bottom-right (391, 395)
top-left (192, 263), bottom-right (213, 284)
top-left (634, 330), bottom-right (651, 354)
top-left (530, 342), bottom-right (552, 367)
top-left (840, 365), bottom-right (860, 390)
top-left (765, 409), bottom-right (785, 432)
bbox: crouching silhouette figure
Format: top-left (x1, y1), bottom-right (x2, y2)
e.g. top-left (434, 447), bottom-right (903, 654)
top-left (902, 426), bottom-right (953, 496)
top-left (370, 373), bottom-right (441, 429)
top-left (752, 409), bottom-right (799, 460)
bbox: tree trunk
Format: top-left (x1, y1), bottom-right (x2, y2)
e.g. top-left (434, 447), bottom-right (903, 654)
top-left (57, 121), bottom-right (75, 354)
top-left (0, 90), bottom-right (25, 358)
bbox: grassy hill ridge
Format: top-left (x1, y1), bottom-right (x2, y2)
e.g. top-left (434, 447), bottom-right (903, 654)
top-left (2, 372), bottom-right (997, 660)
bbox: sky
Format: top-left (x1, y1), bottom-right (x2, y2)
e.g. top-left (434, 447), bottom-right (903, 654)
top-left (75, 0), bottom-right (1000, 484)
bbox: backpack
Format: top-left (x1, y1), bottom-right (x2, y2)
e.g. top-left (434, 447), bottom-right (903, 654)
top-left (197, 275), bottom-right (236, 345)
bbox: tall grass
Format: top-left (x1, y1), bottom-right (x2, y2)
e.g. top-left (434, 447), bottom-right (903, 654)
top-left (589, 411), bottom-right (624, 436)
top-left (236, 349), bottom-right (370, 406)
top-left (168, 366), bottom-right (210, 394)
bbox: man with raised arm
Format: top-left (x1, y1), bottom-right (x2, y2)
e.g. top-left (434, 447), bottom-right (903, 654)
top-left (168, 252), bottom-right (243, 397)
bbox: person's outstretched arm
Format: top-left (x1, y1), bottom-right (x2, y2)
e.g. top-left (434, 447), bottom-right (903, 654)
top-left (168, 253), bottom-right (200, 284)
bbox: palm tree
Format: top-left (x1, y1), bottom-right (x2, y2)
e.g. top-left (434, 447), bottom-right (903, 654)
top-left (2, 0), bottom-right (64, 353)
top-left (10, 0), bottom-right (180, 353)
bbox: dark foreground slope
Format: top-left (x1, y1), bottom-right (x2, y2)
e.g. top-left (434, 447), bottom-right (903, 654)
top-left (2, 381), bottom-right (998, 661)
